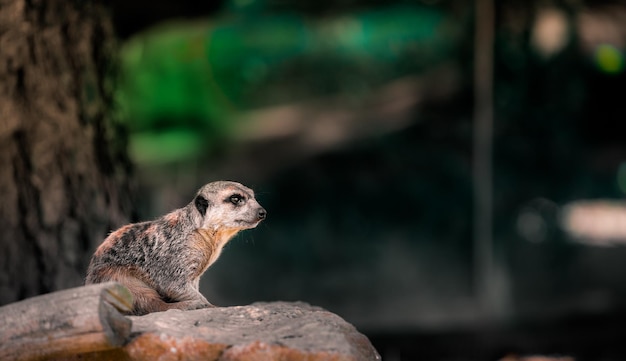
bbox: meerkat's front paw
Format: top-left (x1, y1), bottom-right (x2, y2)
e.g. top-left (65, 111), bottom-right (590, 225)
top-left (192, 302), bottom-right (217, 310)
top-left (191, 301), bottom-right (215, 310)
top-left (179, 299), bottom-right (215, 310)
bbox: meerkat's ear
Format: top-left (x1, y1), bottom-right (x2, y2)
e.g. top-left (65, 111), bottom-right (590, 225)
top-left (194, 195), bottom-right (209, 216)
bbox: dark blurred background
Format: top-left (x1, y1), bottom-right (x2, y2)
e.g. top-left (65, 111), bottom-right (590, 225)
top-left (5, 0), bottom-right (626, 359)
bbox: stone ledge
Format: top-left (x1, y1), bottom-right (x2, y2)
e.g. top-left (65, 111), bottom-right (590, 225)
top-left (1, 283), bottom-right (379, 361)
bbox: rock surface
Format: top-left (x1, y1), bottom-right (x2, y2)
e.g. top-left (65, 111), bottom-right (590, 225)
top-left (71, 302), bottom-right (380, 361)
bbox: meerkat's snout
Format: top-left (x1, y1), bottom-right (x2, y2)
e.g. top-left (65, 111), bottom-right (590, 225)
top-left (258, 208), bottom-right (267, 220)
top-left (241, 204), bottom-right (266, 228)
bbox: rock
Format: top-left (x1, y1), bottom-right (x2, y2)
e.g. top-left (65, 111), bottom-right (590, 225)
top-left (76, 301), bottom-right (380, 361)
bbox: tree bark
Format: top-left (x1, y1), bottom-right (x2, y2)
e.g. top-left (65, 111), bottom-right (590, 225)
top-left (0, 0), bottom-right (133, 304)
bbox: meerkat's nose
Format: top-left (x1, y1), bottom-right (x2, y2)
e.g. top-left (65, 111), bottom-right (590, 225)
top-left (258, 208), bottom-right (267, 220)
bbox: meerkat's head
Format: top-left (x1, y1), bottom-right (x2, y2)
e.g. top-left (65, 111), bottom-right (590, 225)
top-left (192, 181), bottom-right (266, 232)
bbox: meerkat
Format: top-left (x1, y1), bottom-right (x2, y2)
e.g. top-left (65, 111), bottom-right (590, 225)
top-left (85, 181), bottom-right (266, 315)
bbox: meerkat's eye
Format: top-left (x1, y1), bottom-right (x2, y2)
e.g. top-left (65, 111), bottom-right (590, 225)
top-left (229, 194), bottom-right (245, 206)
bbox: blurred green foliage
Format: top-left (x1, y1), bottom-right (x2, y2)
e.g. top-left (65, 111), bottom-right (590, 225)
top-left (115, 5), bottom-right (455, 164)
top-left (594, 44), bottom-right (624, 74)
top-left (111, 0), bottom-right (626, 336)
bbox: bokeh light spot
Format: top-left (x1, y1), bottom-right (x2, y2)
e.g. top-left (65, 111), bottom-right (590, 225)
top-left (594, 44), bottom-right (624, 74)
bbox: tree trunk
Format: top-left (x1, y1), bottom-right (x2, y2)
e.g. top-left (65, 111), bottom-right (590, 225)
top-left (0, 0), bottom-right (133, 304)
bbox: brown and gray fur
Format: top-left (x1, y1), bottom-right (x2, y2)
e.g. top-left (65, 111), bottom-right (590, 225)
top-left (86, 181), bottom-right (266, 315)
